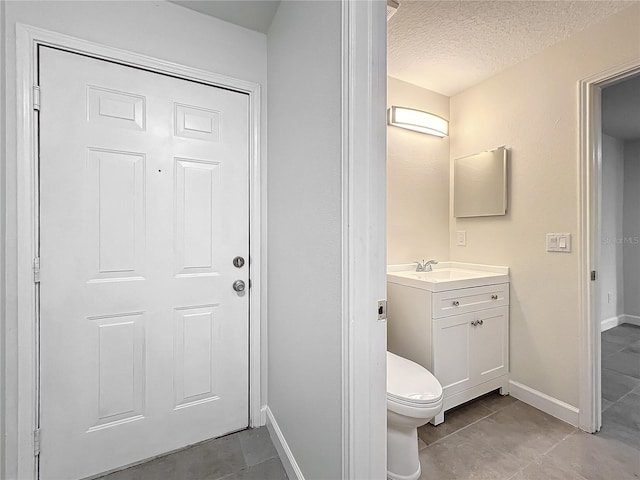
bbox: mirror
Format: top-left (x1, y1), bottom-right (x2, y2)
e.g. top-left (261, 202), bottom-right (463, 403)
top-left (454, 147), bottom-right (508, 218)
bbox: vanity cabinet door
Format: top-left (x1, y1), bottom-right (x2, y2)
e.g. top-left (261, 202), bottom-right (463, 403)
top-left (433, 306), bottom-right (509, 398)
top-left (432, 313), bottom-right (474, 396)
top-left (471, 306), bottom-right (509, 384)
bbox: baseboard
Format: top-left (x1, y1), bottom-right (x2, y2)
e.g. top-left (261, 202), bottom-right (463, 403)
top-left (260, 405), bottom-right (268, 426)
top-left (620, 314), bottom-right (640, 327)
top-left (601, 315), bottom-right (622, 332)
top-left (265, 406), bottom-right (305, 480)
top-left (601, 314), bottom-right (640, 331)
top-left (509, 380), bottom-right (579, 427)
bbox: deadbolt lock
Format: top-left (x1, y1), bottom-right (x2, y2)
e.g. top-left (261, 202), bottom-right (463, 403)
top-left (233, 256), bottom-right (245, 268)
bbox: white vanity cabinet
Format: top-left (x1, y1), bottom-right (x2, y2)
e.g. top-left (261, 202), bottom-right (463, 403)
top-left (387, 263), bottom-right (510, 425)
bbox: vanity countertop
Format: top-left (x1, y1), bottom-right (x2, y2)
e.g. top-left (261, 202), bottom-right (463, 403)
top-left (387, 262), bottom-right (509, 292)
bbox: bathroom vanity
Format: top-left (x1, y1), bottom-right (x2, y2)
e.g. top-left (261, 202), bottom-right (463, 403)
top-left (387, 262), bottom-right (510, 425)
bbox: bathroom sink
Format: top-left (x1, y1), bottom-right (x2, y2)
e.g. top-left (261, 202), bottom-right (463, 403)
top-left (387, 262), bottom-right (509, 291)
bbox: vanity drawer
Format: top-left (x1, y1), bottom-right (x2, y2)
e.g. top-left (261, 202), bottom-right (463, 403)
top-left (432, 283), bottom-right (509, 318)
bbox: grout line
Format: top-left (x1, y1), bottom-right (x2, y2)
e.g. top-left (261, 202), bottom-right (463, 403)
top-left (604, 386), bottom-right (639, 414)
top-left (505, 468), bottom-right (524, 480)
top-left (425, 410), bottom-right (497, 447)
top-left (506, 428), bottom-right (583, 480)
top-left (540, 427), bottom-right (579, 457)
top-left (423, 398), bottom-right (521, 448)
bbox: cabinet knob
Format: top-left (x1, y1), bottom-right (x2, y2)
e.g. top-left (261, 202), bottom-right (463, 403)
top-left (453, 300), bottom-right (460, 307)
top-left (491, 294), bottom-right (498, 300)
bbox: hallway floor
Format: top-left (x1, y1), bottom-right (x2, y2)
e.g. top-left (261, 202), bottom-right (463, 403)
top-left (601, 323), bottom-right (640, 450)
top-left (417, 390), bottom-right (640, 480)
top-left (94, 328), bottom-right (640, 480)
top-left (97, 427), bottom-right (287, 480)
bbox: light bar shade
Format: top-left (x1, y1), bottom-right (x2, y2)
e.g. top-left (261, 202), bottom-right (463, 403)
top-left (388, 106), bottom-right (449, 137)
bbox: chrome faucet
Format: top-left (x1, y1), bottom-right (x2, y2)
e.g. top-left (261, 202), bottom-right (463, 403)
top-left (416, 259), bottom-right (438, 272)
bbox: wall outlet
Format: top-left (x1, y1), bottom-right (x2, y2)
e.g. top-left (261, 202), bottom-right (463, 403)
top-left (608, 292), bottom-right (614, 304)
top-left (456, 230), bottom-right (467, 247)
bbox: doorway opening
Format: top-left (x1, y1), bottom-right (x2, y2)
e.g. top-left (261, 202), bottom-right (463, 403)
top-left (595, 73), bottom-right (640, 445)
top-left (579, 60), bottom-right (640, 435)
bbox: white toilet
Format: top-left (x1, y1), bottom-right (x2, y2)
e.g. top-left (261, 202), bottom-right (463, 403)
top-left (387, 351), bottom-right (443, 480)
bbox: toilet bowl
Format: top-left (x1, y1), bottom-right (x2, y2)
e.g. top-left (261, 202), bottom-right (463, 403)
top-left (387, 351), bottom-right (443, 480)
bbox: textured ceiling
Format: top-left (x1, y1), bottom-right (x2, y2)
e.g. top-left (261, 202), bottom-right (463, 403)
top-left (602, 75), bottom-right (640, 141)
top-left (170, 0), bottom-right (280, 33)
top-left (388, 1), bottom-right (637, 96)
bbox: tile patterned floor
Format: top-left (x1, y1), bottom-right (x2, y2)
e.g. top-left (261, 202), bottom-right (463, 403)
top-left (95, 328), bottom-right (640, 480)
top-left (600, 323), bottom-right (640, 451)
top-left (417, 390), bottom-right (640, 480)
top-left (97, 427), bottom-right (287, 480)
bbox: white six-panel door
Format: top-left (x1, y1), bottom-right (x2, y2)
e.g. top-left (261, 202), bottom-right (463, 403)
top-left (39, 47), bottom-right (249, 479)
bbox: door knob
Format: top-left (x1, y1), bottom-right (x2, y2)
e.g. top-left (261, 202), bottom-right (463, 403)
top-left (233, 280), bottom-right (246, 292)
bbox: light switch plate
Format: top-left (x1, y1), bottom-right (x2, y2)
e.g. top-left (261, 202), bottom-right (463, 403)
top-left (546, 233), bottom-right (572, 253)
top-left (456, 230), bottom-right (467, 246)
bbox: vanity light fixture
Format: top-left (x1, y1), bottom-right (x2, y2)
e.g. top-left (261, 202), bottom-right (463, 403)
top-left (387, 106), bottom-right (449, 137)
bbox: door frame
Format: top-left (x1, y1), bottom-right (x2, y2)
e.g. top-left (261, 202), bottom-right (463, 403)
top-left (578, 58), bottom-right (640, 433)
top-left (340, 1), bottom-right (387, 478)
top-left (9, 23), bottom-right (263, 479)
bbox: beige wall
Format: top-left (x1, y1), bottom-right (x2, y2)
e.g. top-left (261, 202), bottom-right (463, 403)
top-left (387, 77), bottom-right (450, 264)
top-left (450, 5), bottom-right (640, 407)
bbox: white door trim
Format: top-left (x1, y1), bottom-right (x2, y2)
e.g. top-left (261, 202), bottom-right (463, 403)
top-left (578, 58), bottom-right (640, 433)
top-left (7, 23), bottom-right (263, 479)
top-left (341, 1), bottom-right (387, 478)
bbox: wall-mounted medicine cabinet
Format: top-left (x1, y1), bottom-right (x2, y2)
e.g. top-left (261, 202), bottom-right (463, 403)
top-left (454, 147), bottom-right (508, 218)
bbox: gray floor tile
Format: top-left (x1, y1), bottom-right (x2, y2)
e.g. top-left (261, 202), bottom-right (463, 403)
top-left (99, 455), bottom-right (179, 480)
top-left (237, 427), bottom-right (278, 467)
top-left (624, 340), bottom-right (640, 354)
top-left (418, 435), bottom-right (427, 451)
top-left (509, 456), bottom-right (588, 480)
top-left (602, 324), bottom-right (640, 347)
top-left (461, 401), bottom-right (576, 467)
top-left (600, 393), bottom-right (640, 450)
top-left (221, 457), bottom-right (288, 480)
top-left (174, 434), bottom-right (247, 480)
top-left (417, 399), bottom-right (493, 446)
top-left (601, 398), bottom-right (614, 412)
top-left (546, 430), bottom-right (640, 480)
top-left (478, 391), bottom-right (518, 413)
top-left (601, 368), bottom-right (640, 402)
top-left (98, 432), bottom-right (250, 480)
top-left (602, 349), bottom-right (640, 379)
top-left (418, 427), bottom-right (521, 480)
top-left (601, 339), bottom-right (625, 358)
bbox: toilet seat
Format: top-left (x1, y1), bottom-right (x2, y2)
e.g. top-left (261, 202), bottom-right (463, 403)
top-left (387, 351), bottom-right (443, 406)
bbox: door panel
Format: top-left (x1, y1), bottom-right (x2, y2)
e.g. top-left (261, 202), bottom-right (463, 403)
top-left (39, 46), bottom-right (249, 480)
top-left (472, 307), bottom-right (509, 382)
top-left (433, 313), bottom-right (472, 395)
